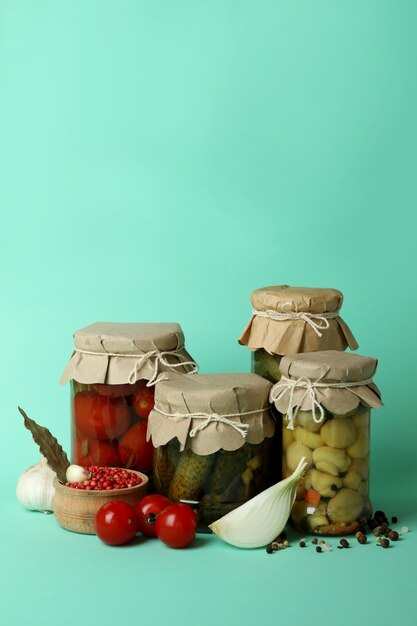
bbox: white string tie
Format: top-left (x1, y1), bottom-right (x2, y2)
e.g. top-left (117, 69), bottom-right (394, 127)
top-left (270, 375), bottom-right (375, 430)
top-left (74, 348), bottom-right (199, 387)
top-left (252, 306), bottom-right (339, 337)
top-left (153, 406), bottom-right (270, 439)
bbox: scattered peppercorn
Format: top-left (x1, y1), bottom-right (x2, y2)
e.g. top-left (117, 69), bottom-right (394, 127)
top-left (340, 539), bottom-right (349, 548)
top-left (266, 545), bottom-right (273, 554)
top-left (391, 516), bottom-right (398, 524)
top-left (368, 518), bottom-right (378, 530)
top-left (373, 527), bottom-right (382, 537)
top-left (375, 512), bottom-right (388, 524)
top-left (316, 546), bottom-right (322, 553)
top-left (379, 538), bottom-right (390, 549)
top-left (299, 541), bottom-right (306, 548)
top-left (312, 538), bottom-right (318, 544)
top-left (388, 531), bottom-right (399, 541)
top-left (283, 540), bottom-right (289, 547)
top-left (271, 542), bottom-right (279, 551)
top-left (357, 534), bottom-right (367, 545)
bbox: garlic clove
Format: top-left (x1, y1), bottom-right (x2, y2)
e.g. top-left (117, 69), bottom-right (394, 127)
top-left (209, 457), bottom-right (307, 549)
top-left (66, 464), bottom-right (92, 483)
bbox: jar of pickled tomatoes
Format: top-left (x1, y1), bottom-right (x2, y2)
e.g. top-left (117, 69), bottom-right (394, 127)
top-left (60, 322), bottom-right (198, 475)
top-left (238, 285), bottom-right (359, 383)
top-left (270, 350), bottom-right (383, 535)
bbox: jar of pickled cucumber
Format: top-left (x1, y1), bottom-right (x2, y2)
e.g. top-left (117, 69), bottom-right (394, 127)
top-left (147, 372), bottom-right (278, 528)
top-left (60, 322), bottom-right (198, 474)
top-left (238, 285), bottom-right (359, 383)
top-left (270, 350), bottom-right (383, 535)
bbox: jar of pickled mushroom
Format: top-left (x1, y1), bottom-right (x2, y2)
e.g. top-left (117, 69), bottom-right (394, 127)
top-left (270, 350), bottom-right (383, 535)
top-left (238, 285), bottom-right (359, 383)
top-left (147, 372), bottom-right (278, 528)
top-left (60, 322), bottom-right (198, 475)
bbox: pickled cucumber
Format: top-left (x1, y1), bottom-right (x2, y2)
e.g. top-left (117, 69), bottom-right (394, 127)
top-left (168, 448), bottom-right (214, 502)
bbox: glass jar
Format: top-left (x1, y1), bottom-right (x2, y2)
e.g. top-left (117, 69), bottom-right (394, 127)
top-left (147, 372), bottom-right (278, 528)
top-left (271, 350), bottom-right (383, 536)
top-left (61, 322), bottom-right (198, 473)
top-left (239, 285), bottom-right (359, 383)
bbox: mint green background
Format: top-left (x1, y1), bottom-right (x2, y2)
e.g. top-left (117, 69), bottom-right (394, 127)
top-left (1, 1), bottom-right (416, 625)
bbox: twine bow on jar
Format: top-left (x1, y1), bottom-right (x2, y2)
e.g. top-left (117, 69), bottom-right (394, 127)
top-left (252, 305), bottom-right (340, 338)
top-left (152, 406), bottom-right (272, 439)
top-left (270, 376), bottom-right (376, 430)
top-left (126, 349), bottom-right (199, 386)
top-left (74, 347), bottom-right (199, 386)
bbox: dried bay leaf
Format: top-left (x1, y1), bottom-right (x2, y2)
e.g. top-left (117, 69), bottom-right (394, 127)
top-left (18, 407), bottom-right (70, 483)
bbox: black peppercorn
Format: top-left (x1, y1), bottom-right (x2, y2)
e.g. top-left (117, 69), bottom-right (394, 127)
top-left (357, 535), bottom-right (367, 545)
top-left (316, 546), bottom-right (322, 553)
top-left (388, 530), bottom-right (399, 541)
top-left (299, 540), bottom-right (306, 548)
top-left (266, 545), bottom-right (273, 554)
top-left (391, 516), bottom-right (398, 524)
top-left (312, 538), bottom-right (318, 544)
top-left (340, 538), bottom-right (349, 548)
top-left (380, 538), bottom-right (390, 549)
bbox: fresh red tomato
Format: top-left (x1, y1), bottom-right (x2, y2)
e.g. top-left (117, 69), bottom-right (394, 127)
top-left (94, 382), bottom-right (141, 399)
top-left (95, 501), bottom-right (139, 546)
top-left (135, 494), bottom-right (172, 538)
top-left (74, 438), bottom-right (121, 467)
top-left (74, 392), bottom-right (131, 440)
top-left (118, 422), bottom-right (154, 473)
top-left (155, 503), bottom-right (197, 548)
top-left (132, 383), bottom-right (155, 419)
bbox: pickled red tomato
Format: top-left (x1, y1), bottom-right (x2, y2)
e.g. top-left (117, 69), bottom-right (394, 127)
top-left (75, 438), bottom-right (121, 467)
top-left (74, 392), bottom-right (131, 440)
top-left (119, 422), bottom-right (154, 474)
top-left (132, 383), bottom-right (155, 419)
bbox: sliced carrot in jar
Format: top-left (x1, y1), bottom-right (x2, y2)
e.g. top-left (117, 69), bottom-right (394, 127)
top-left (305, 489), bottom-right (321, 507)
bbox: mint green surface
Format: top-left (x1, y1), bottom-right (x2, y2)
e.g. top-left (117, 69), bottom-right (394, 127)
top-left (1, 1), bottom-right (416, 624)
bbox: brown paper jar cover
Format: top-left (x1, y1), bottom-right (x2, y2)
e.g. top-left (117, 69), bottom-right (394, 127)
top-left (238, 285), bottom-right (359, 356)
top-left (147, 372), bottom-right (275, 455)
top-left (272, 350), bottom-right (383, 417)
top-left (60, 322), bottom-right (197, 385)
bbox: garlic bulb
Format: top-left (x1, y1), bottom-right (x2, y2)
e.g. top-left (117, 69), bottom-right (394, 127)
top-left (66, 464), bottom-right (91, 483)
top-left (209, 457), bottom-right (307, 548)
top-left (16, 457), bottom-right (56, 513)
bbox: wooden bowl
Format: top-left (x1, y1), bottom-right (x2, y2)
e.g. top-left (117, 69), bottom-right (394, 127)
top-left (53, 470), bottom-right (148, 535)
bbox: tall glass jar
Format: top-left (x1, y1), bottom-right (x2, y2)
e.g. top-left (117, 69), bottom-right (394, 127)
top-left (239, 285), bottom-right (359, 383)
top-left (60, 322), bottom-right (198, 474)
top-left (147, 372), bottom-right (279, 528)
top-left (271, 351), bottom-right (383, 535)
